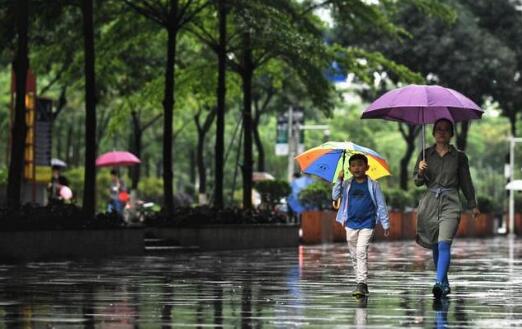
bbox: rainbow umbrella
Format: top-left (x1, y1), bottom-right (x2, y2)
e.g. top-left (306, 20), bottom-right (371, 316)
top-left (295, 141), bottom-right (391, 182)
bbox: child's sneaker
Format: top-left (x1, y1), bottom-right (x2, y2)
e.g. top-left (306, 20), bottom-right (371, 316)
top-left (352, 283), bottom-right (369, 297)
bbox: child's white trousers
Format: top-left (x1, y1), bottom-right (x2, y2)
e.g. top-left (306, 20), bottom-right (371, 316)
top-left (346, 228), bottom-right (374, 284)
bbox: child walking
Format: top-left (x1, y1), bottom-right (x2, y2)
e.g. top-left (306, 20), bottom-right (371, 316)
top-left (332, 154), bottom-right (390, 297)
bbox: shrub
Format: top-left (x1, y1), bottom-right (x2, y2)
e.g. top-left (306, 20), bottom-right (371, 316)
top-left (143, 206), bottom-right (287, 227)
top-left (477, 195), bottom-right (496, 213)
top-left (0, 204), bottom-right (126, 231)
top-left (139, 176), bottom-right (163, 204)
top-left (255, 180), bottom-right (291, 210)
top-left (298, 181), bottom-right (332, 210)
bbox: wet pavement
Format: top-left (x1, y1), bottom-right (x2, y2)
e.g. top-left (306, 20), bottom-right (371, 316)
top-left (0, 237), bottom-right (522, 328)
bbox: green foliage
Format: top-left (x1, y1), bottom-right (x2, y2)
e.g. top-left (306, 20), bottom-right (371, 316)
top-left (0, 0), bottom-right (516, 217)
top-left (138, 176), bottom-right (163, 204)
top-left (144, 206), bottom-right (287, 227)
top-left (333, 46), bottom-right (424, 86)
top-left (476, 195), bottom-right (496, 214)
top-left (384, 188), bottom-right (414, 210)
top-left (409, 187), bottom-right (426, 206)
top-left (255, 180), bottom-right (291, 209)
top-left (0, 166), bottom-right (6, 185)
top-left (0, 204), bottom-right (126, 230)
top-left (298, 181), bottom-right (332, 211)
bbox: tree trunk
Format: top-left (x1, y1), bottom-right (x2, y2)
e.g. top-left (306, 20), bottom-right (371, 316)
top-left (81, 0), bottom-right (97, 218)
top-left (509, 110), bottom-right (517, 137)
top-left (241, 32), bottom-right (253, 209)
top-left (65, 124), bottom-right (73, 165)
top-left (72, 122), bottom-right (82, 167)
top-left (253, 112), bottom-right (264, 172)
top-left (189, 149), bottom-right (196, 195)
top-left (162, 13), bottom-right (178, 215)
top-left (56, 123), bottom-right (63, 162)
top-left (196, 129), bottom-right (207, 203)
top-left (456, 121), bottom-right (469, 151)
top-left (214, 0), bottom-right (227, 209)
top-left (7, 0), bottom-right (29, 209)
top-left (130, 111), bottom-right (142, 190)
top-left (399, 124), bottom-right (419, 190)
top-left (195, 110), bottom-right (216, 205)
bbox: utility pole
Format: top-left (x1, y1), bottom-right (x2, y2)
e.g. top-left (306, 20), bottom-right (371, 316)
top-left (507, 136), bottom-right (522, 236)
top-left (282, 106), bottom-right (330, 181)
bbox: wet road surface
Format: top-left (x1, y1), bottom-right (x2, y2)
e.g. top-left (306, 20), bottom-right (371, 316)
top-left (0, 237), bottom-right (521, 328)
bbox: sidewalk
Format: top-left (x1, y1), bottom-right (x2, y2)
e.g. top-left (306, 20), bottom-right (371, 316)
top-left (0, 237), bottom-right (520, 328)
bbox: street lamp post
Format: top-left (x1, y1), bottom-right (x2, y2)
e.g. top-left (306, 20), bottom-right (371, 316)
top-left (507, 136), bottom-right (522, 236)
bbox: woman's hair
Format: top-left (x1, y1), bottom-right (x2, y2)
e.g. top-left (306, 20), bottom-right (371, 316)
top-left (432, 118), bottom-right (454, 137)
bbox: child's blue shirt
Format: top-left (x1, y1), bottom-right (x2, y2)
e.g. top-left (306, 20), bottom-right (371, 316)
top-left (346, 179), bottom-right (376, 229)
top-left (331, 176), bottom-right (390, 230)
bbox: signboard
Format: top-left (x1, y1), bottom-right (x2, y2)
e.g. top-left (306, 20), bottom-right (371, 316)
top-left (10, 70), bottom-right (52, 182)
top-left (35, 98), bottom-right (52, 166)
top-left (33, 97), bottom-right (53, 182)
top-left (275, 108), bottom-right (304, 156)
top-left (276, 114), bottom-right (289, 156)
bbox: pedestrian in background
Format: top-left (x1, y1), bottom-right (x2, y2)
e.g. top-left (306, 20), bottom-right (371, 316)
top-left (47, 165), bottom-right (69, 205)
top-left (108, 169), bottom-right (127, 215)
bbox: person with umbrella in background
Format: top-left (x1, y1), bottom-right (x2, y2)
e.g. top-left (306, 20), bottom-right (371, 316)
top-left (96, 151), bottom-right (139, 216)
top-left (287, 172), bottom-right (314, 223)
top-left (108, 169), bottom-right (128, 215)
top-left (47, 159), bottom-right (70, 205)
top-left (413, 118), bottom-right (479, 299)
top-left (362, 84), bottom-right (483, 299)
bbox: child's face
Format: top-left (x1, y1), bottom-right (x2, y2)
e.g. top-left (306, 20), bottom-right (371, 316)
top-left (348, 159), bottom-right (369, 179)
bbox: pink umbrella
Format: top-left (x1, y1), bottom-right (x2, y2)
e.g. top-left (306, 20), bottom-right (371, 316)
top-left (96, 151), bottom-right (141, 167)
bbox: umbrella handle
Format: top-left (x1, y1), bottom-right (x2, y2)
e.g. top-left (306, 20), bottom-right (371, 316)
top-left (332, 150), bottom-right (346, 210)
top-left (332, 198), bottom-right (341, 210)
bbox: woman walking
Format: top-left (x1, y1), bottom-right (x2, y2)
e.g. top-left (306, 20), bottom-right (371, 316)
top-left (413, 118), bottom-right (480, 298)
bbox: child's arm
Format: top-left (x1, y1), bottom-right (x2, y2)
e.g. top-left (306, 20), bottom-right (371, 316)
top-left (374, 182), bottom-right (390, 232)
top-left (332, 178), bottom-right (343, 201)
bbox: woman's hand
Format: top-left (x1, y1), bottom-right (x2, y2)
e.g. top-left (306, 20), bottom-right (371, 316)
top-left (418, 160), bottom-right (428, 175)
top-left (384, 229), bottom-right (390, 237)
top-left (472, 207), bottom-right (480, 220)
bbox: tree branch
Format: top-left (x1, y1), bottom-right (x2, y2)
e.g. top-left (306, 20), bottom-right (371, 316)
top-left (123, 0), bottom-right (166, 26)
top-left (142, 112), bottom-right (163, 131)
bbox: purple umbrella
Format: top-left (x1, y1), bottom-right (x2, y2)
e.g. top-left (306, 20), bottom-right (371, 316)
top-left (361, 84), bottom-right (484, 157)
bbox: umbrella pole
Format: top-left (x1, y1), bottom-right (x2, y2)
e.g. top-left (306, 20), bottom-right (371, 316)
top-left (332, 150), bottom-right (346, 210)
top-left (421, 124), bottom-right (426, 160)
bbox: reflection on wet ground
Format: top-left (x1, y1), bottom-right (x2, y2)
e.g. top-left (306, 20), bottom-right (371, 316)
top-left (0, 237), bottom-right (522, 328)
